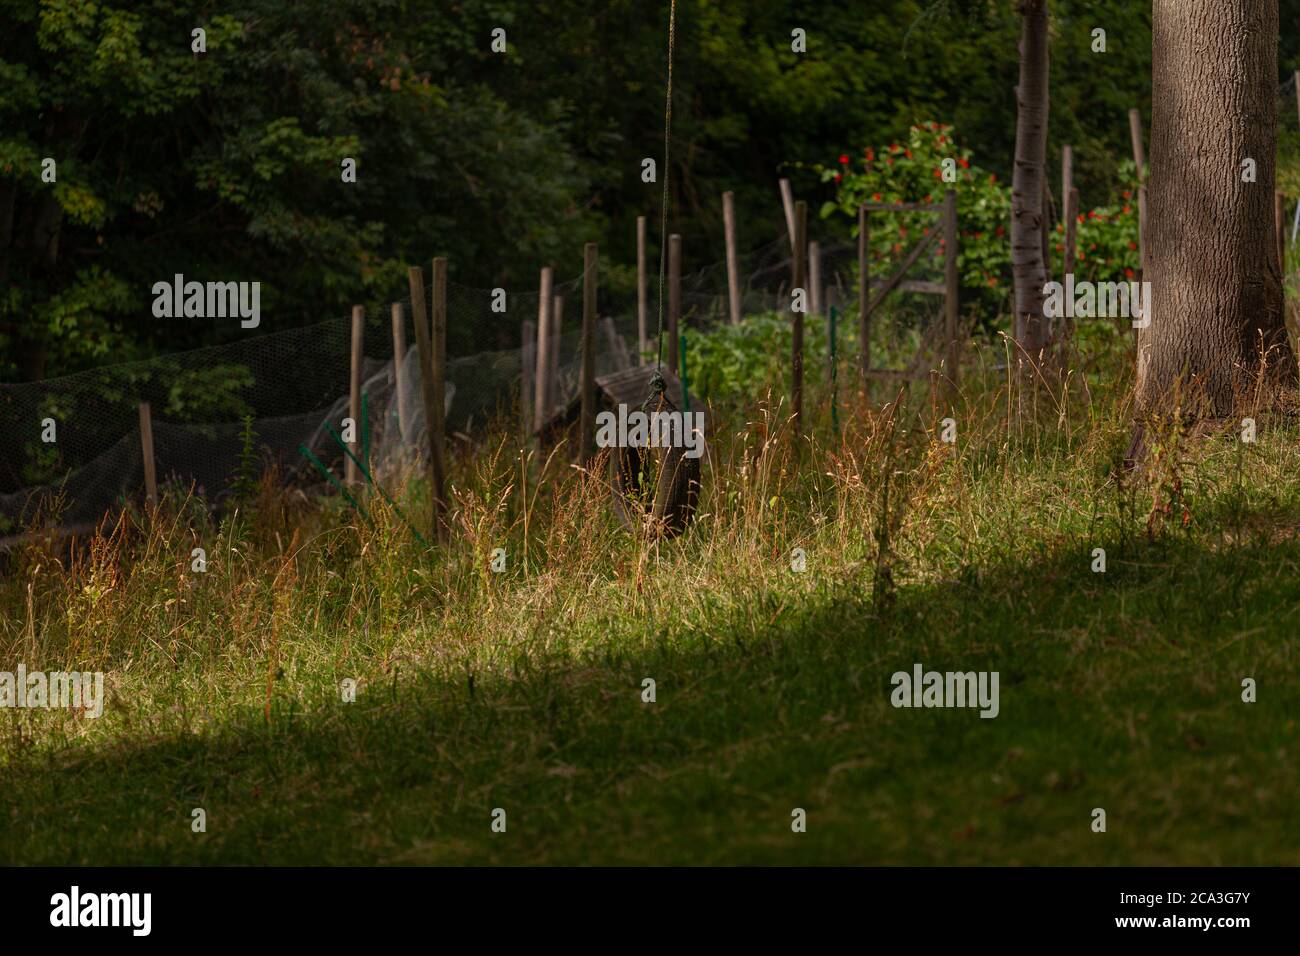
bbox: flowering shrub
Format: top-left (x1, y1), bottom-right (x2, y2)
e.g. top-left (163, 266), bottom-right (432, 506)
top-left (1063, 159), bottom-right (1141, 282)
top-left (812, 124), bottom-right (1141, 318)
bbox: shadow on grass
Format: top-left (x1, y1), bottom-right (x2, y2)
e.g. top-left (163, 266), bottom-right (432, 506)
top-left (3, 530), bottom-right (1299, 865)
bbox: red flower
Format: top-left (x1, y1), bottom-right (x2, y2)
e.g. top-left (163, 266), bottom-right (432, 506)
top-left (834, 173), bottom-right (842, 182)
top-left (1123, 205), bottom-right (1132, 214)
top-left (1128, 241), bottom-right (1137, 251)
top-left (1123, 190), bottom-right (1132, 200)
top-left (866, 148), bottom-right (875, 161)
top-left (933, 167), bottom-right (943, 178)
top-left (958, 158), bottom-right (970, 169)
top-left (904, 150), bottom-right (913, 159)
top-left (872, 193), bottom-right (882, 201)
top-left (1125, 268), bottom-right (1135, 279)
top-left (839, 154), bottom-right (849, 165)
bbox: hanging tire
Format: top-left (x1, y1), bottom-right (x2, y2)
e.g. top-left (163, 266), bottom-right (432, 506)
top-left (609, 394), bottom-right (701, 538)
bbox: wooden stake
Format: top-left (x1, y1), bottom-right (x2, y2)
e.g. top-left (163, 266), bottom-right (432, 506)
top-left (1277, 190), bottom-right (1286, 276)
top-left (391, 302), bottom-right (408, 440)
top-left (809, 240), bottom-right (823, 317)
top-left (138, 402), bottom-right (157, 507)
top-left (347, 305), bottom-right (364, 485)
top-left (521, 318), bottom-right (535, 437)
top-left (1063, 187), bottom-right (1079, 343)
top-left (667, 234), bottom-right (681, 373)
top-left (1064, 186), bottom-right (1079, 277)
top-left (779, 178), bottom-right (796, 251)
top-left (408, 266), bottom-right (439, 529)
top-left (550, 294), bottom-right (563, 413)
top-left (723, 191), bottom-right (741, 325)
top-left (636, 216), bottom-right (648, 361)
top-left (580, 243), bottom-right (597, 466)
top-left (792, 200), bottom-right (806, 435)
top-left (1061, 145), bottom-right (1073, 230)
top-left (533, 267), bottom-right (553, 432)
top-left (858, 204), bottom-right (870, 384)
top-left (943, 189), bottom-right (960, 389)
top-left (1129, 108), bottom-right (1145, 180)
top-left (430, 257), bottom-right (448, 535)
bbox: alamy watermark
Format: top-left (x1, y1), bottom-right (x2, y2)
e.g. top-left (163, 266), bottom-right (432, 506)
top-left (1043, 275), bottom-right (1150, 329)
top-left (0, 664), bottom-right (105, 718)
top-left (50, 886), bottom-right (150, 936)
top-left (890, 663), bottom-right (999, 718)
top-left (151, 274), bottom-right (260, 328)
top-left (595, 403), bottom-right (705, 459)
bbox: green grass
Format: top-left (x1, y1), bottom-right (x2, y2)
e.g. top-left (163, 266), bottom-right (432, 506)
top-left (2, 337), bottom-right (1298, 865)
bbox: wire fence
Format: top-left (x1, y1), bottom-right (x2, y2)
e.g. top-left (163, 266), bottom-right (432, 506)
top-left (0, 220), bottom-right (949, 542)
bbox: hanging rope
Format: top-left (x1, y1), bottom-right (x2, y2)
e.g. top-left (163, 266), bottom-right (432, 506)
top-left (650, 0), bottom-right (677, 400)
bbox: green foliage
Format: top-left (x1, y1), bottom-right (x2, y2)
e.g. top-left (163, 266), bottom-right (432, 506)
top-left (230, 414), bottom-right (260, 506)
top-left (681, 311), bottom-right (828, 404)
top-left (814, 122), bottom-right (1010, 316)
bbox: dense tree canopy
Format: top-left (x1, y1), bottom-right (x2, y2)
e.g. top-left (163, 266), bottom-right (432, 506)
top-left (7, 0), bottom-right (1296, 382)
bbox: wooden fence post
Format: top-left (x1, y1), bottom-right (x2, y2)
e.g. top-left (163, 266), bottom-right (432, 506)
top-left (521, 318), bottom-right (535, 438)
top-left (391, 302), bottom-right (408, 440)
top-left (943, 189), bottom-right (960, 389)
top-left (859, 204), bottom-right (870, 385)
top-left (667, 234), bottom-right (681, 373)
top-left (533, 267), bottom-right (553, 432)
top-left (1129, 108), bottom-right (1145, 180)
top-left (430, 257), bottom-right (448, 536)
top-left (723, 190), bottom-right (741, 326)
top-left (637, 216), bottom-right (648, 361)
top-left (1277, 190), bottom-right (1286, 276)
top-left (779, 178), bottom-right (797, 251)
top-left (550, 294), bottom-right (563, 413)
top-left (792, 200), bottom-right (806, 435)
top-left (601, 316), bottom-right (631, 370)
top-left (1061, 145), bottom-right (1073, 231)
top-left (407, 266), bottom-right (439, 540)
top-left (347, 305), bottom-right (364, 485)
top-left (1062, 187), bottom-right (1080, 343)
top-left (580, 243), bottom-right (598, 466)
top-left (138, 402), bottom-right (157, 507)
top-left (809, 240), bottom-right (823, 317)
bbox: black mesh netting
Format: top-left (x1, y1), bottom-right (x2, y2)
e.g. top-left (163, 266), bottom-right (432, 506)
top-left (1, 223), bottom-right (947, 541)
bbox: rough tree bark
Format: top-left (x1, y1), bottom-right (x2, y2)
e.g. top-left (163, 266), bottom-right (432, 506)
top-left (1135, 0), bottom-right (1295, 423)
top-left (1011, 0), bottom-right (1051, 357)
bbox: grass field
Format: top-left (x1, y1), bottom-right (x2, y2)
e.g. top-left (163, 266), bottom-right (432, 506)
top-left (2, 333), bottom-right (1298, 865)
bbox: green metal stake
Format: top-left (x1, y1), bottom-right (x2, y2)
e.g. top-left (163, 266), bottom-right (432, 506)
top-left (829, 305), bottom-right (839, 433)
top-left (324, 423), bottom-right (429, 547)
top-left (298, 444), bottom-right (371, 524)
top-left (678, 331), bottom-right (691, 412)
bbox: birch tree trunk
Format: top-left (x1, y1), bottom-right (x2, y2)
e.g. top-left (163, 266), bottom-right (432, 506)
top-left (1011, 0), bottom-right (1051, 356)
top-left (1135, 0), bottom-right (1294, 421)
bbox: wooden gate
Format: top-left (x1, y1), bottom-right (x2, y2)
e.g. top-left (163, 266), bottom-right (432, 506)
top-left (858, 188), bottom-right (960, 388)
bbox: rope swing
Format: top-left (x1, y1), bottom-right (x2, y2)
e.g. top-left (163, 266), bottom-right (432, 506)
top-left (610, 0), bottom-right (701, 538)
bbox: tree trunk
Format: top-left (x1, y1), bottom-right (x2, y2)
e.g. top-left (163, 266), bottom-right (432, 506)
top-left (1136, 0), bottom-right (1294, 421)
top-left (1011, 0), bottom-right (1051, 356)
